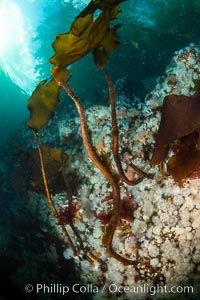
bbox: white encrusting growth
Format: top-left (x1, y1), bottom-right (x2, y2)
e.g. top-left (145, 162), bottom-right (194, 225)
top-left (29, 45), bottom-right (200, 299)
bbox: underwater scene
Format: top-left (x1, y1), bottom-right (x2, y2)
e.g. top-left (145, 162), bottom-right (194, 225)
top-left (1, 0), bottom-right (200, 299)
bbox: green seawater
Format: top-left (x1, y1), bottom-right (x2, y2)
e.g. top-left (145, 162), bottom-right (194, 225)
top-left (0, 1), bottom-right (200, 298)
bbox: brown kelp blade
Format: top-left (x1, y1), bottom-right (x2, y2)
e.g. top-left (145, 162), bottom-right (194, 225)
top-left (27, 79), bottom-right (61, 131)
top-left (50, 0), bottom-right (125, 82)
top-left (27, 0), bottom-right (125, 132)
top-left (151, 92), bottom-right (200, 182)
top-left (167, 132), bottom-right (200, 183)
top-left (151, 92), bottom-right (200, 165)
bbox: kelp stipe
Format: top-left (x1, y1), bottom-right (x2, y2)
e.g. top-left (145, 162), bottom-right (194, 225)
top-left (56, 79), bottom-right (140, 266)
top-left (50, 0), bottom-right (144, 265)
top-left (27, 0), bottom-right (156, 271)
top-left (32, 130), bottom-right (77, 255)
top-left (102, 67), bottom-right (151, 185)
